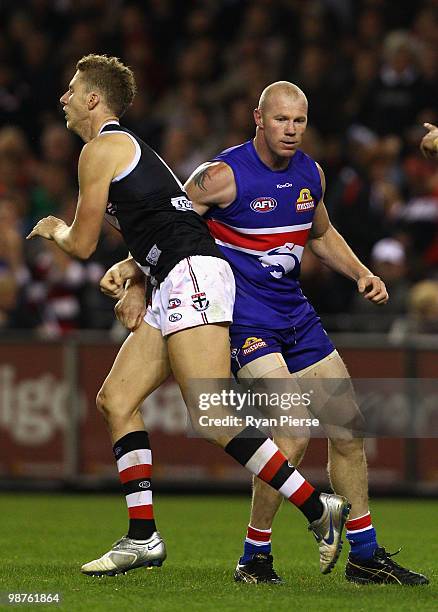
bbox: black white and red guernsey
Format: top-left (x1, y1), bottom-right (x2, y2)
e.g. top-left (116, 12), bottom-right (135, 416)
top-left (99, 121), bottom-right (224, 285)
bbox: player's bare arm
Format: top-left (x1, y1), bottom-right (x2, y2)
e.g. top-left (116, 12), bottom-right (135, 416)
top-left (420, 122), bottom-right (438, 159)
top-left (185, 161), bottom-right (237, 214)
top-left (308, 164), bottom-right (388, 305)
top-left (26, 133), bottom-right (135, 259)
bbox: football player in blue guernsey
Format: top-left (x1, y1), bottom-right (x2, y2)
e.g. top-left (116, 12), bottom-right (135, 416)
top-left (183, 81), bottom-right (427, 586)
top-left (28, 58), bottom-right (352, 580)
top-left (101, 81), bottom-right (428, 584)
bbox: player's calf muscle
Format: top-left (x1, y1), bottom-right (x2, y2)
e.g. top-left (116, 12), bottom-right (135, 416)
top-left (329, 436), bottom-right (364, 458)
top-left (273, 436), bottom-right (309, 465)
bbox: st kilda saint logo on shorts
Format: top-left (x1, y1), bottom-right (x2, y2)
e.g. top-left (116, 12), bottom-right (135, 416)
top-left (191, 292), bottom-right (210, 311)
top-left (250, 197), bottom-right (277, 213)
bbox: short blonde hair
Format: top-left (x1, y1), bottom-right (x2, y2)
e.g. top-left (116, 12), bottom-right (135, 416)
top-left (76, 54), bottom-right (137, 117)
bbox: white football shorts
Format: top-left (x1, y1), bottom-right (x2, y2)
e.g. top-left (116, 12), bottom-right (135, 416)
top-left (144, 256), bottom-right (235, 336)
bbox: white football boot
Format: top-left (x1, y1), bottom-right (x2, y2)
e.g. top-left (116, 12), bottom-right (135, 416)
top-left (81, 531), bottom-right (166, 577)
top-left (308, 493), bottom-right (351, 574)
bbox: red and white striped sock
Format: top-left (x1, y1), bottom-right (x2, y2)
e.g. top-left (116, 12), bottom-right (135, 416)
top-left (346, 511), bottom-right (373, 535)
top-left (225, 427), bottom-right (323, 522)
top-left (241, 525), bottom-right (272, 562)
top-left (113, 431), bottom-right (156, 540)
top-left (346, 511), bottom-right (378, 559)
top-left (246, 525), bottom-right (272, 548)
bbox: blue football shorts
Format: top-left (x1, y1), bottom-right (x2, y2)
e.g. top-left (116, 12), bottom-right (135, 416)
top-left (230, 313), bottom-right (335, 376)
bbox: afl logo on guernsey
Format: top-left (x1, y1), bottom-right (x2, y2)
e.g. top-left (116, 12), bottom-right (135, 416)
top-left (250, 197), bottom-right (277, 213)
top-left (295, 188), bottom-right (315, 212)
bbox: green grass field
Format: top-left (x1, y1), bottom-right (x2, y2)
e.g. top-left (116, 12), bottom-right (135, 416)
top-left (0, 494), bottom-right (436, 611)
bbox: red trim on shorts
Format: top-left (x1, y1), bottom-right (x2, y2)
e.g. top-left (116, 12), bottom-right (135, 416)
top-left (187, 257), bottom-right (209, 325)
top-left (289, 481), bottom-right (314, 506)
top-left (258, 450), bottom-right (285, 482)
top-left (187, 257), bottom-right (200, 292)
top-left (128, 505), bottom-right (154, 520)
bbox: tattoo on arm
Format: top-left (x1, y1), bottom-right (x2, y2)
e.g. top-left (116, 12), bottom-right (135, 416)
top-left (193, 167), bottom-right (211, 191)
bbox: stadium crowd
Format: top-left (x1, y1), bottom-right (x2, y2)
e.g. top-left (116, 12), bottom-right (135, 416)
top-left (0, 0), bottom-right (438, 337)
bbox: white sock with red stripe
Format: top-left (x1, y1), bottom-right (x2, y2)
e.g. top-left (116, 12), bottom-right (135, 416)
top-left (241, 525), bottom-right (272, 563)
top-left (225, 427), bottom-right (323, 522)
top-left (113, 431), bottom-right (156, 540)
top-left (346, 511), bottom-right (378, 560)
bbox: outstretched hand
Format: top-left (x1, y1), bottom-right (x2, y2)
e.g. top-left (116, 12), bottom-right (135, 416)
top-left (357, 275), bottom-right (388, 304)
top-left (26, 216), bottom-right (65, 240)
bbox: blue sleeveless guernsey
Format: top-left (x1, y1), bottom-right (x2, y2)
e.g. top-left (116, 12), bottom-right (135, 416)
top-left (205, 140), bottom-right (322, 328)
top-left (204, 140), bottom-right (335, 373)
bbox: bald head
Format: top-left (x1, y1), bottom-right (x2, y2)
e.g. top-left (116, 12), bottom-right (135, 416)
top-left (258, 81), bottom-right (307, 114)
top-left (253, 81), bottom-right (309, 166)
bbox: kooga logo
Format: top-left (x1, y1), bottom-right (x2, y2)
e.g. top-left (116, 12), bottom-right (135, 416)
top-left (250, 197), bottom-right (277, 213)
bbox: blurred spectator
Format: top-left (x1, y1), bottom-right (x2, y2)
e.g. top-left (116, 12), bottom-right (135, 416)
top-left (0, 126), bottom-right (34, 197)
top-left (390, 279), bottom-right (438, 341)
top-left (40, 122), bottom-right (77, 168)
top-left (0, 195), bottom-right (26, 276)
top-left (0, 194), bottom-right (32, 330)
top-left (0, 63), bottom-right (30, 131)
top-left (361, 30), bottom-right (433, 136)
top-left (292, 44), bottom-right (344, 136)
top-left (300, 246), bottom-right (348, 316)
top-left (408, 279), bottom-right (438, 332)
top-left (327, 126), bottom-right (392, 264)
top-left (28, 162), bottom-right (73, 229)
top-left (0, 270), bottom-right (19, 329)
top-left (350, 238), bottom-right (410, 331)
top-left (23, 240), bottom-right (91, 338)
top-left (123, 91), bottom-right (163, 151)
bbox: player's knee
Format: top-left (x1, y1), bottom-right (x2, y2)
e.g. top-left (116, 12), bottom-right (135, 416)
top-left (96, 386), bottom-right (110, 418)
top-left (96, 385), bottom-right (125, 420)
